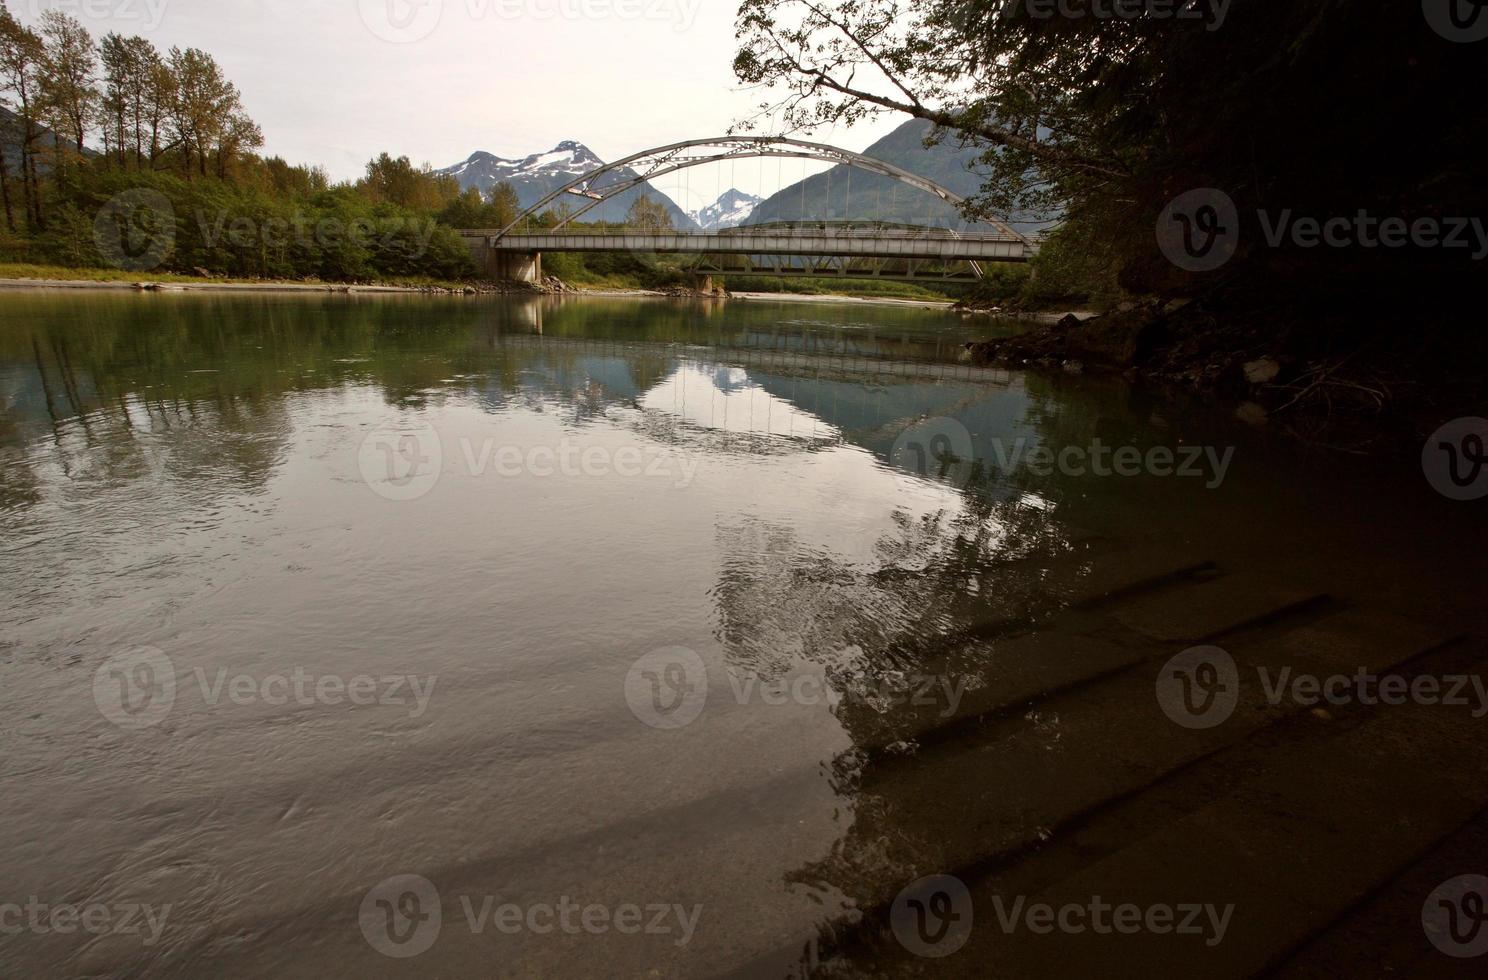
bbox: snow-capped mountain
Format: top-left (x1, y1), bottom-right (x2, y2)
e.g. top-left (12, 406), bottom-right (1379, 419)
top-left (688, 189), bottom-right (762, 231)
top-left (437, 140), bottom-right (698, 230)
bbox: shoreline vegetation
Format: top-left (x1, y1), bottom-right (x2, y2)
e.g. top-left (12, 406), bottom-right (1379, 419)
top-left (730, 0), bottom-right (1482, 455)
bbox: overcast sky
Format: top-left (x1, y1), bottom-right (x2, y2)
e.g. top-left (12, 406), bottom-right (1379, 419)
top-left (9, 0), bottom-right (906, 201)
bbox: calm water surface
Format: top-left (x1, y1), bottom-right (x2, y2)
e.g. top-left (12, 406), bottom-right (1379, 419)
top-left (0, 292), bottom-right (1483, 977)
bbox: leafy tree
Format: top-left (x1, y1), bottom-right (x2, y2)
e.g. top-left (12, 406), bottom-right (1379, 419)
top-left (625, 193), bottom-right (672, 233)
top-left (490, 181), bottom-right (519, 227)
top-left (166, 46), bottom-right (247, 178)
top-left (0, 1), bottom-right (46, 226)
top-left (37, 10), bottom-right (95, 157)
top-left (99, 33), bottom-right (165, 169)
top-left (734, 0), bottom-right (1481, 306)
top-left (358, 152), bottom-right (460, 211)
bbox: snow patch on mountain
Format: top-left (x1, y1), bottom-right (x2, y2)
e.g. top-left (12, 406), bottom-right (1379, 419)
top-left (436, 140), bottom-right (699, 230)
top-left (689, 189), bottom-right (762, 231)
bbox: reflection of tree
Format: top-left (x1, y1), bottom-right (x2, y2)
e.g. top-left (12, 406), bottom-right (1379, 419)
top-left (710, 490), bottom-right (1075, 723)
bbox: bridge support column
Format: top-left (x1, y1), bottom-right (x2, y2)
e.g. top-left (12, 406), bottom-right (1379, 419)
top-left (488, 250), bottom-right (542, 284)
top-left (690, 273), bottom-right (716, 295)
top-left (463, 235), bottom-right (543, 284)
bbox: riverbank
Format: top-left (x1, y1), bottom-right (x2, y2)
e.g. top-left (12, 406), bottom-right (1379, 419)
top-left (964, 296), bottom-right (1487, 455)
top-left (0, 264), bottom-right (526, 296)
top-left (730, 291), bottom-right (953, 310)
top-left (0, 267), bottom-right (968, 311)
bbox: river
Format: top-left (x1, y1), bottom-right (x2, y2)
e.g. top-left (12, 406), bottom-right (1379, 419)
top-left (1, 292), bottom-right (1485, 977)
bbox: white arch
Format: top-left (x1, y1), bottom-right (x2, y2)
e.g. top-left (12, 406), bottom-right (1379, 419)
top-left (495, 136), bottom-right (1024, 241)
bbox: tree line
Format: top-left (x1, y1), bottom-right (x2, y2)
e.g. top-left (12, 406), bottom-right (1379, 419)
top-left (734, 0), bottom-right (1480, 310)
top-left (0, 2), bottom-right (526, 281)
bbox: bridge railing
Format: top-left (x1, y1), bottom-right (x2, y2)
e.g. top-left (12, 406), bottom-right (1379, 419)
top-left (461, 222), bottom-right (1026, 244)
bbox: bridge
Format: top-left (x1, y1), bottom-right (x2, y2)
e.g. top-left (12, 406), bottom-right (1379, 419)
top-left (457, 137), bottom-right (1037, 286)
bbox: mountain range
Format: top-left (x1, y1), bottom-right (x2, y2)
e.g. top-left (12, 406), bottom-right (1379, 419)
top-left (689, 189), bottom-right (763, 231)
top-left (747, 119), bottom-right (1055, 237)
top-left (436, 140), bottom-right (699, 230)
top-left (441, 120), bottom-right (1055, 236)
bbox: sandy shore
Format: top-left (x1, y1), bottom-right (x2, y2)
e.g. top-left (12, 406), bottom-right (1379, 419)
top-left (729, 291), bottom-right (955, 310)
top-left (0, 277), bottom-right (460, 295)
top-left (0, 277), bottom-right (964, 310)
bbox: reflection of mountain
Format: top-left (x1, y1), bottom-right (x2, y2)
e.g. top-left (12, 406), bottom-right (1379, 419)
top-left (639, 362), bottom-right (842, 444)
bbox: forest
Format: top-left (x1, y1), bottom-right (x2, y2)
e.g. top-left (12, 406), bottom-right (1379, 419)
top-left (0, 2), bottom-right (527, 282)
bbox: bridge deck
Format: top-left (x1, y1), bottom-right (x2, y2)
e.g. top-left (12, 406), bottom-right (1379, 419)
top-left (476, 231), bottom-right (1034, 262)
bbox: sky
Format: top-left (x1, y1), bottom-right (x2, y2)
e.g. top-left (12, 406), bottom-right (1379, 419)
top-left (9, 0), bottom-right (907, 201)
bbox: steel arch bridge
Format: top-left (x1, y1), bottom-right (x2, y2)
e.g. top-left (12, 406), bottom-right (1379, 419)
top-left (459, 137), bottom-right (1036, 284)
